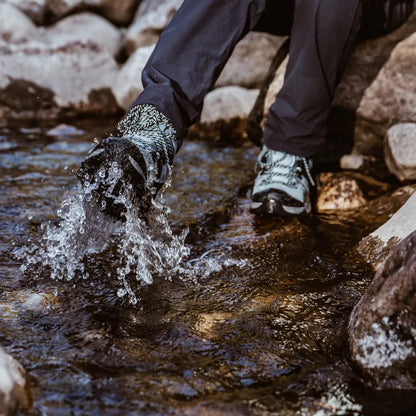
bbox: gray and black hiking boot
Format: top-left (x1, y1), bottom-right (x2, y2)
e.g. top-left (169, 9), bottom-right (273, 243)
top-left (250, 145), bottom-right (315, 216)
top-left (77, 104), bottom-right (181, 219)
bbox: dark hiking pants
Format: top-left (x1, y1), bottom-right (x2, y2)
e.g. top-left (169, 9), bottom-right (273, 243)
top-left (132, 0), bottom-right (416, 157)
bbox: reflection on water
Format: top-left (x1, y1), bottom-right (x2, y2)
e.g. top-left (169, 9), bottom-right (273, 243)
top-left (0, 120), bottom-right (410, 415)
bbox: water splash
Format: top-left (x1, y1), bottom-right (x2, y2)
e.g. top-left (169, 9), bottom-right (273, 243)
top-left (15, 164), bottom-right (246, 305)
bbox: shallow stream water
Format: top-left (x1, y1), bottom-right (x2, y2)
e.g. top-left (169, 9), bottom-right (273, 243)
top-left (0, 119), bottom-right (413, 415)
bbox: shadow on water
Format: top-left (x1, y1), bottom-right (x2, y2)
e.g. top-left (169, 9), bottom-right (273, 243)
top-left (0, 120), bottom-right (414, 415)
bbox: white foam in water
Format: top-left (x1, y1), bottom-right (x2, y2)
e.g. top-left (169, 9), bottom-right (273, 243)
top-left (16, 164), bottom-right (247, 305)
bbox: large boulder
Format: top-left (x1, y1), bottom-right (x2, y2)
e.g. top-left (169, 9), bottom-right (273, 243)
top-left (112, 44), bottom-right (155, 110)
top-left (215, 33), bottom-right (285, 89)
top-left (45, 0), bottom-right (140, 25)
top-left (354, 30), bottom-right (416, 155)
top-left (384, 123), bottom-right (416, 182)
top-left (0, 347), bottom-right (32, 415)
top-left (0, 42), bottom-right (120, 119)
top-left (125, 0), bottom-right (183, 52)
top-left (1, 0), bottom-right (47, 25)
top-left (358, 191), bottom-right (416, 269)
top-left (0, 3), bottom-right (43, 44)
top-left (45, 12), bottom-right (122, 56)
top-left (349, 230), bottom-right (416, 389)
top-left (191, 86), bottom-right (259, 140)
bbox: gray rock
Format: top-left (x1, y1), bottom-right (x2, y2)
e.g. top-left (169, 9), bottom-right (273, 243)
top-left (125, 0), bottom-right (183, 52)
top-left (45, 12), bottom-right (122, 56)
top-left (0, 347), bottom-right (32, 415)
top-left (0, 3), bottom-right (43, 44)
top-left (215, 33), bottom-right (285, 89)
top-left (112, 44), bottom-right (155, 110)
top-left (191, 86), bottom-right (259, 140)
top-left (358, 191), bottom-right (416, 269)
top-left (354, 30), bottom-right (416, 155)
top-left (384, 123), bottom-right (416, 182)
top-left (349, 230), bottom-right (416, 389)
top-left (316, 172), bottom-right (367, 212)
top-left (1, 0), bottom-right (46, 24)
top-left (45, 0), bottom-right (140, 25)
top-left (0, 42), bottom-right (120, 119)
top-left (340, 153), bottom-right (365, 170)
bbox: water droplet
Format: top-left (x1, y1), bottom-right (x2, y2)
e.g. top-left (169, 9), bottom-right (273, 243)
top-left (117, 288), bottom-right (127, 298)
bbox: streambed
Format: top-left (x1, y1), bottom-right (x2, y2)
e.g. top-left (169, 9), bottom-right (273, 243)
top-left (0, 120), bottom-right (409, 415)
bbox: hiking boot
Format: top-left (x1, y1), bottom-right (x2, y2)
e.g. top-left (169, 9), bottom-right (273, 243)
top-left (250, 145), bottom-right (315, 216)
top-left (77, 104), bottom-right (181, 218)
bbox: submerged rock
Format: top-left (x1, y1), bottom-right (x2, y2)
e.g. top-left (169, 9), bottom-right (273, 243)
top-left (0, 347), bottom-right (32, 415)
top-left (316, 173), bottom-right (367, 212)
top-left (358, 191), bottom-right (416, 269)
top-left (349, 230), bottom-right (416, 389)
top-left (384, 123), bottom-right (416, 182)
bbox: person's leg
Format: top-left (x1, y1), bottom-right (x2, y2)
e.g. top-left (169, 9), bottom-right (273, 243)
top-left (263, 0), bottom-right (363, 157)
top-left (132, 0), bottom-right (270, 140)
top-left (251, 0), bottom-right (364, 216)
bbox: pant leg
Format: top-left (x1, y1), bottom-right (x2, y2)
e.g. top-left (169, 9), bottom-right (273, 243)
top-left (264, 0), bottom-right (363, 157)
top-left (132, 0), bottom-right (269, 139)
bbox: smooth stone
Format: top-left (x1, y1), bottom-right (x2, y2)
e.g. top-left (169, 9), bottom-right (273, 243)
top-left (384, 123), bottom-right (416, 182)
top-left (1, 0), bottom-right (46, 24)
top-left (340, 153), bottom-right (365, 170)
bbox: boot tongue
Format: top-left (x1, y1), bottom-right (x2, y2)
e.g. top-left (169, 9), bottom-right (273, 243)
top-left (267, 148), bottom-right (296, 166)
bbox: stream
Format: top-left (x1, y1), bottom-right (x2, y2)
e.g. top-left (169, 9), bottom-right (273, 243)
top-left (0, 119), bottom-right (409, 416)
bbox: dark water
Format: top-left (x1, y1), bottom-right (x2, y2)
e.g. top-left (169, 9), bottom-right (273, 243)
top-left (0, 120), bottom-right (409, 416)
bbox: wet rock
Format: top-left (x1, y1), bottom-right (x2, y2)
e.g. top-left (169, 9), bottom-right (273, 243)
top-left (316, 172), bottom-right (367, 212)
top-left (349, 230), bottom-right (416, 389)
top-left (215, 33), bottom-right (285, 89)
top-left (112, 44), bottom-right (154, 110)
top-left (355, 30), bottom-right (416, 155)
top-left (384, 123), bottom-right (416, 182)
top-left (340, 153), bottom-right (366, 171)
top-left (0, 347), bottom-right (32, 415)
top-left (0, 42), bottom-right (120, 119)
top-left (0, 3), bottom-right (43, 44)
top-left (46, 0), bottom-right (140, 25)
top-left (45, 12), bottom-right (122, 56)
top-left (125, 0), bottom-right (183, 52)
top-left (192, 86), bottom-right (259, 140)
top-left (358, 191), bottom-right (416, 269)
top-left (47, 123), bottom-right (84, 136)
top-left (1, 0), bottom-right (46, 25)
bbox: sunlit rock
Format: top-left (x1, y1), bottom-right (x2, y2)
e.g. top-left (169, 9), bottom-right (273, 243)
top-left (0, 347), bottom-right (32, 415)
top-left (191, 86), bottom-right (259, 140)
top-left (125, 0), bottom-right (183, 52)
top-left (45, 0), bottom-right (140, 25)
top-left (0, 42), bottom-right (120, 119)
top-left (384, 123), bottom-right (416, 182)
top-left (316, 173), bottom-right (367, 212)
top-left (45, 12), bottom-right (122, 56)
top-left (112, 44), bottom-right (155, 110)
top-left (358, 191), bottom-right (416, 269)
top-left (215, 33), bottom-right (286, 89)
top-left (0, 3), bottom-right (43, 44)
top-left (349, 230), bottom-right (416, 389)
top-left (1, 0), bottom-right (46, 25)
